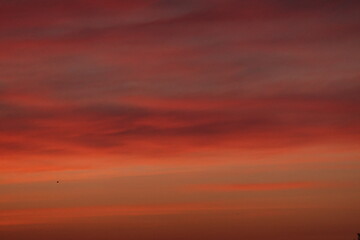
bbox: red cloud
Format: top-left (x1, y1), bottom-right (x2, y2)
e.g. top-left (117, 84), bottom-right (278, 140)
top-left (0, 202), bottom-right (226, 226)
top-left (0, 1), bottom-right (359, 238)
top-left (189, 182), bottom-right (323, 192)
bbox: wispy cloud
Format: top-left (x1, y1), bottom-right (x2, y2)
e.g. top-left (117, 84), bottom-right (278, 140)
top-left (188, 182), bottom-right (325, 192)
top-left (0, 1), bottom-right (359, 237)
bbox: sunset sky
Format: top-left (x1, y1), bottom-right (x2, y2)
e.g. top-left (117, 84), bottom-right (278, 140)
top-left (0, 0), bottom-right (360, 239)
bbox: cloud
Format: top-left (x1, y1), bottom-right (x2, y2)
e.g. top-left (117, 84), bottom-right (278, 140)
top-left (188, 182), bottom-right (324, 192)
top-left (0, 1), bottom-right (359, 238)
top-left (0, 202), bottom-right (226, 226)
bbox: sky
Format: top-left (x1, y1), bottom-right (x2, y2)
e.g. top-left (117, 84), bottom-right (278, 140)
top-left (0, 0), bottom-right (360, 239)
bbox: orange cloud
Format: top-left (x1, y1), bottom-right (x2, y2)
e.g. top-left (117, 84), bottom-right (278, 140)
top-left (0, 203), bottom-right (227, 226)
top-left (189, 182), bottom-right (324, 192)
top-left (0, 1), bottom-right (360, 239)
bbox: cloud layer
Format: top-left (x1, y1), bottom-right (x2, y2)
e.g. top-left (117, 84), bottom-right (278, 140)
top-left (0, 1), bottom-right (359, 239)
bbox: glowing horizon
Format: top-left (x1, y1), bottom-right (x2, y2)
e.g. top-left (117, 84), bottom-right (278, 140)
top-left (0, 0), bottom-right (359, 239)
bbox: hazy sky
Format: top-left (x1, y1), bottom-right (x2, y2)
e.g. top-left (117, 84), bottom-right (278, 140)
top-left (0, 0), bottom-right (359, 239)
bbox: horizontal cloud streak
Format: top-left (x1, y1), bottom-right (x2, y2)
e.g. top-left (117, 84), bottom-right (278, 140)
top-left (0, 203), bottom-right (230, 226)
top-left (0, 0), bottom-right (359, 238)
top-left (189, 182), bottom-right (325, 192)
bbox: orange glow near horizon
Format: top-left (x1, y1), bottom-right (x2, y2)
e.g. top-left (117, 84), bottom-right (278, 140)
top-left (0, 0), bottom-right (360, 239)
